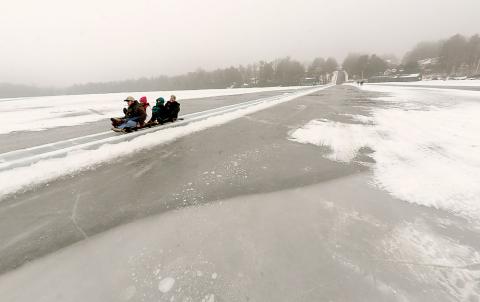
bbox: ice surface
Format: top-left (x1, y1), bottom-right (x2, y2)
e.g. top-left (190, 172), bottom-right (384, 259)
top-left (0, 175), bottom-right (475, 301)
top-left (0, 86), bottom-right (329, 198)
top-left (290, 86), bottom-right (480, 221)
top-left (383, 221), bottom-right (480, 301)
top-left (0, 86), bottom-right (306, 134)
top-left (202, 294), bottom-right (215, 302)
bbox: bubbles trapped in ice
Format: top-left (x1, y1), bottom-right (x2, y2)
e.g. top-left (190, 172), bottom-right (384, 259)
top-left (158, 277), bottom-right (175, 293)
top-left (202, 294), bottom-right (215, 302)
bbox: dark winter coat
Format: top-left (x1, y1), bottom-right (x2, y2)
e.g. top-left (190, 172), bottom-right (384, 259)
top-left (152, 102), bottom-right (166, 115)
top-left (148, 98), bottom-right (167, 123)
top-left (164, 100), bottom-right (180, 120)
top-left (125, 101), bottom-right (147, 124)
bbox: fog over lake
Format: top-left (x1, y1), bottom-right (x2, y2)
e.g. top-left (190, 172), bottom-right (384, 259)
top-left (1, 0), bottom-right (479, 86)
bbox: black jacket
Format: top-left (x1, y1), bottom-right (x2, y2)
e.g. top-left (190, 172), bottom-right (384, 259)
top-left (164, 100), bottom-right (180, 120)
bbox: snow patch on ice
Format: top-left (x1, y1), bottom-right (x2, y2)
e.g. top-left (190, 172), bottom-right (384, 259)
top-left (158, 277), bottom-right (175, 293)
top-left (289, 120), bottom-right (376, 162)
top-left (289, 87), bottom-right (480, 221)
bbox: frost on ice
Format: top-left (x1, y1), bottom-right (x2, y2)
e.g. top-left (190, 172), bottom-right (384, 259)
top-left (383, 221), bottom-right (480, 301)
top-left (289, 86), bottom-right (480, 221)
top-left (158, 277), bottom-right (175, 293)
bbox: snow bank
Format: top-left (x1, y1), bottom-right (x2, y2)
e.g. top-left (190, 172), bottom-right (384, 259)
top-left (0, 86), bottom-right (329, 198)
top-left (0, 86), bottom-right (306, 134)
top-left (290, 86), bottom-right (480, 221)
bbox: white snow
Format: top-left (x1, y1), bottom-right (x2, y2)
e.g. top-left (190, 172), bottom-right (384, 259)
top-left (290, 120), bottom-right (376, 162)
top-left (368, 79), bottom-right (480, 87)
top-left (290, 85), bottom-right (480, 221)
top-left (0, 85), bottom-right (330, 198)
top-left (0, 86), bottom-right (307, 134)
top-left (340, 113), bottom-right (375, 124)
top-left (158, 277), bottom-right (175, 293)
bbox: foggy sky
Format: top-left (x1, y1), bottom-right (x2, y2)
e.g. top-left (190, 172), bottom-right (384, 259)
top-left (1, 0), bottom-right (480, 86)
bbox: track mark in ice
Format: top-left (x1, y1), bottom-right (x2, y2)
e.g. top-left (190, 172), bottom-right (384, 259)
top-left (88, 109), bottom-right (106, 115)
top-left (132, 162), bottom-right (155, 179)
top-left (70, 194), bottom-right (88, 239)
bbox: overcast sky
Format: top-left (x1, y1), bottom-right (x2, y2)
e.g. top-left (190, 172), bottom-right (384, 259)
top-left (1, 0), bottom-right (479, 86)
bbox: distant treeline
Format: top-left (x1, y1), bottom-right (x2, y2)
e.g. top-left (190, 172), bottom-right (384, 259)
top-left (0, 57), bottom-right (338, 98)
top-left (0, 83), bottom-right (57, 99)
top-left (343, 33), bottom-right (480, 79)
top-left (3, 33), bottom-right (479, 98)
top-left (402, 33), bottom-right (480, 75)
